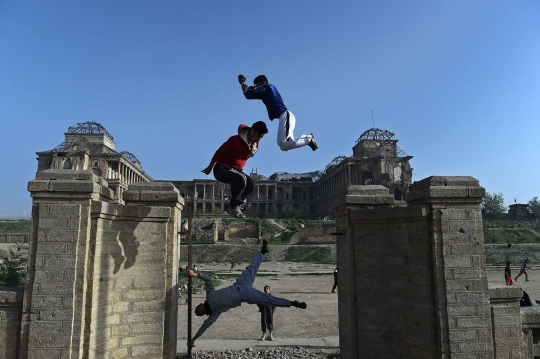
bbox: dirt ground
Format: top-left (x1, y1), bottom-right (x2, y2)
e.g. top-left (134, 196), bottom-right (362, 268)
top-left (176, 261), bottom-right (539, 353)
top-left (176, 261), bottom-right (338, 351)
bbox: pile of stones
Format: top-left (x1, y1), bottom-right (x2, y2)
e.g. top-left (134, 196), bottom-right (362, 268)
top-left (181, 346), bottom-right (339, 359)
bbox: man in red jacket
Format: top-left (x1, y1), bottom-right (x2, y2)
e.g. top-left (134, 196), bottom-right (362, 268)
top-left (201, 121), bottom-right (268, 218)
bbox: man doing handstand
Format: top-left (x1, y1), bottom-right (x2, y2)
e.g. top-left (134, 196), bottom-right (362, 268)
top-left (186, 240), bottom-right (307, 349)
top-left (238, 74), bottom-right (318, 152)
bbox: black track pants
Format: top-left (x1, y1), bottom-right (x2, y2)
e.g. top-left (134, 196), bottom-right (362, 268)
top-left (213, 164), bottom-right (253, 208)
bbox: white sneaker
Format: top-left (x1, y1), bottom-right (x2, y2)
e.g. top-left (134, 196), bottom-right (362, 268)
top-left (260, 332), bottom-right (266, 341)
top-left (228, 206), bottom-right (246, 219)
top-left (269, 332), bottom-right (274, 341)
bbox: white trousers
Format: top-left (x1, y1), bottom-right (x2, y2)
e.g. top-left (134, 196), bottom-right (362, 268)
top-left (276, 110), bottom-right (312, 151)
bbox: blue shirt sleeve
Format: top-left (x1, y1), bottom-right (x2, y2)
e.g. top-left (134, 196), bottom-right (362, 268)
top-left (195, 312), bottom-right (221, 337)
top-left (198, 273), bottom-right (215, 299)
top-left (243, 84), bottom-right (267, 100)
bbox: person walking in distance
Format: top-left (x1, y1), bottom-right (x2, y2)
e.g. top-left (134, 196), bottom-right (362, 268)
top-left (201, 121), bottom-right (268, 219)
top-left (515, 259), bottom-right (530, 282)
top-left (505, 261), bottom-right (513, 285)
top-left (257, 285), bottom-right (276, 341)
top-left (238, 74), bottom-right (318, 152)
top-left (332, 267), bottom-right (338, 293)
top-left (186, 240), bottom-right (307, 350)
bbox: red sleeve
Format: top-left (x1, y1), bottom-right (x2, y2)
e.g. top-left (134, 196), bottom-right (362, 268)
top-left (211, 136), bottom-right (236, 163)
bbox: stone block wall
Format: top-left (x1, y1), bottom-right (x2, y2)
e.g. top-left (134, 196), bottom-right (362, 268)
top-left (334, 177), bottom-right (495, 358)
top-left (0, 288), bottom-right (24, 359)
top-left (489, 285), bottom-right (525, 358)
top-left (12, 170), bottom-right (183, 359)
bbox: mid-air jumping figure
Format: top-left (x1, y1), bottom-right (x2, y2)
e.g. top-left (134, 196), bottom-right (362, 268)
top-left (238, 74), bottom-right (318, 152)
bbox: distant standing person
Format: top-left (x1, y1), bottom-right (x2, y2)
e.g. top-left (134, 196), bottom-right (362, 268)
top-left (505, 261), bottom-right (513, 285)
top-left (238, 74), bottom-right (318, 152)
top-left (515, 259), bottom-right (529, 282)
top-left (230, 259), bottom-right (236, 272)
top-left (332, 267), bottom-right (338, 293)
top-left (257, 285), bottom-right (276, 341)
top-left (201, 121), bottom-right (269, 219)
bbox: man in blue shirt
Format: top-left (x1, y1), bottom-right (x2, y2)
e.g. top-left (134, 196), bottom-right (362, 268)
top-left (186, 240), bottom-right (307, 349)
top-left (515, 259), bottom-right (530, 282)
top-left (238, 74), bottom-right (318, 152)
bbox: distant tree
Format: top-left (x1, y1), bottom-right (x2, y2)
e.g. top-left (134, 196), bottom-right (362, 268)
top-left (529, 197), bottom-right (540, 220)
top-left (482, 192), bottom-right (506, 228)
top-left (268, 204), bottom-right (276, 217)
top-left (0, 243), bottom-right (27, 287)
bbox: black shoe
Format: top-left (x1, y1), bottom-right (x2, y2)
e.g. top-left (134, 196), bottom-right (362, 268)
top-left (308, 133), bottom-right (318, 151)
top-left (261, 239), bottom-right (269, 254)
top-left (291, 300), bottom-right (307, 309)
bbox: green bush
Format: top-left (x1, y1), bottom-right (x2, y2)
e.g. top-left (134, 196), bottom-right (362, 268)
top-left (0, 243), bottom-right (27, 287)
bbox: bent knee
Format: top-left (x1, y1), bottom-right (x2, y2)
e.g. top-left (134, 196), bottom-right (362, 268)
top-left (278, 143), bottom-right (289, 151)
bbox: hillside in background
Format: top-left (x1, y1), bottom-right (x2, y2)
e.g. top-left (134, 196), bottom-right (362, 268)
top-left (2, 219), bottom-right (540, 244)
top-left (0, 220), bottom-right (31, 233)
top-left (483, 220), bottom-right (540, 244)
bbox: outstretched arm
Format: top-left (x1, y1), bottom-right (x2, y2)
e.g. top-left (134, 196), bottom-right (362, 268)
top-left (201, 160), bottom-right (217, 175)
top-left (202, 136), bottom-right (235, 175)
top-left (187, 334), bottom-right (199, 350)
top-left (238, 74), bottom-right (249, 92)
top-left (186, 269), bottom-right (214, 297)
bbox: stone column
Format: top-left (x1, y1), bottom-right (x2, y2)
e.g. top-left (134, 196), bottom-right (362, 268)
top-left (22, 170), bottom-right (114, 359)
top-left (22, 171), bottom-right (183, 359)
top-left (489, 285), bottom-right (524, 358)
top-left (405, 176), bottom-right (492, 358)
top-left (124, 182), bottom-right (184, 358)
top-left (335, 176), bottom-right (492, 359)
top-left (333, 185), bottom-right (395, 359)
top-left (0, 288), bottom-right (24, 359)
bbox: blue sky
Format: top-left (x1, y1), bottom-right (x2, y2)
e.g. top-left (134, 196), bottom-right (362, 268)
top-left (1, 1), bottom-right (539, 218)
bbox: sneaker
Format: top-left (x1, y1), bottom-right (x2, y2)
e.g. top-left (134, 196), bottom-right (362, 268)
top-left (291, 300), bottom-right (307, 309)
top-left (260, 332), bottom-right (266, 341)
top-left (261, 239), bottom-right (269, 254)
top-left (227, 206), bottom-right (246, 219)
top-left (308, 133), bottom-right (318, 151)
top-left (239, 202), bottom-right (248, 213)
top-left (269, 332), bottom-right (274, 341)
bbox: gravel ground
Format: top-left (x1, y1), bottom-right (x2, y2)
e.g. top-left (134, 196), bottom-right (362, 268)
top-left (179, 346), bottom-right (338, 359)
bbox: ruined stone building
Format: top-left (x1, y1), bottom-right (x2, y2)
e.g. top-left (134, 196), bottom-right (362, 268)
top-left (35, 123), bottom-right (413, 219)
top-left (168, 128), bottom-right (413, 219)
top-left (35, 122), bottom-right (152, 203)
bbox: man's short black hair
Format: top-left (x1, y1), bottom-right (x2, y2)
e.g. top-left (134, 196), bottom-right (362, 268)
top-left (251, 121), bottom-right (268, 134)
top-left (253, 75), bottom-right (268, 85)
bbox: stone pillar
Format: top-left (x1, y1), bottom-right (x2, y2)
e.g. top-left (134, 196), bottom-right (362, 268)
top-left (521, 306), bottom-right (540, 358)
top-left (335, 177), bottom-right (492, 359)
top-left (333, 185), bottom-right (395, 359)
top-left (406, 176), bottom-right (492, 358)
top-left (22, 170), bottom-right (114, 359)
top-left (0, 288), bottom-right (24, 359)
top-left (489, 285), bottom-right (525, 358)
top-left (22, 170), bottom-right (183, 359)
top-left (121, 181), bottom-right (184, 359)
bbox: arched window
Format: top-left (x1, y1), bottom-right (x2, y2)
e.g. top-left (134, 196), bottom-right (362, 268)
top-left (394, 188), bottom-right (403, 200)
top-left (63, 159), bottom-right (72, 169)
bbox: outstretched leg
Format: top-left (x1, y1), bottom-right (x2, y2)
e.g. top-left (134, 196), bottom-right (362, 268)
top-left (241, 286), bottom-right (306, 309)
top-left (276, 111), bottom-right (312, 151)
top-left (236, 252), bottom-right (264, 287)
